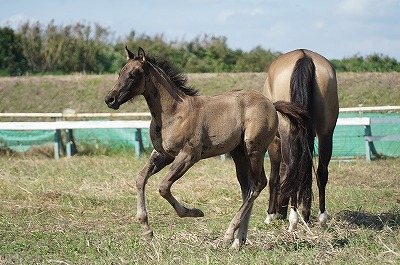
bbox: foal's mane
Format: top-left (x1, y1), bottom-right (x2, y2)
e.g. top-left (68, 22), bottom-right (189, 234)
top-left (146, 55), bottom-right (199, 96)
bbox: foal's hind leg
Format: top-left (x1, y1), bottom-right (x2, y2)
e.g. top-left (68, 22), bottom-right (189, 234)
top-left (158, 146), bottom-right (204, 218)
top-left (225, 142), bottom-right (268, 249)
top-left (280, 134), bottom-right (301, 232)
top-left (265, 136), bottom-right (283, 224)
top-left (316, 132), bottom-right (334, 228)
top-left (229, 146), bottom-right (252, 247)
top-left (137, 150), bottom-right (174, 239)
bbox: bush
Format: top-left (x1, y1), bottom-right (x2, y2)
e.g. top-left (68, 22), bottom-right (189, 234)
top-left (0, 27), bottom-right (28, 76)
top-left (1, 21), bottom-right (399, 76)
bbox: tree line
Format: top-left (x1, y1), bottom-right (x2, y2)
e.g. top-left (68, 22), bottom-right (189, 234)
top-left (1, 21), bottom-right (400, 76)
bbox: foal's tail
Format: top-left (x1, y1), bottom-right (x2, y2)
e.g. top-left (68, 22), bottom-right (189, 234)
top-left (280, 51), bottom-right (315, 206)
top-left (273, 101), bottom-right (309, 129)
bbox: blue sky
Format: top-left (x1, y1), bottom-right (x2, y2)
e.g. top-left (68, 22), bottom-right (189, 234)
top-left (1, 0), bottom-right (400, 60)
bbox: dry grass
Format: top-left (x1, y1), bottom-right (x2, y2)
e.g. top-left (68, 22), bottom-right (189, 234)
top-left (1, 72), bottom-right (399, 118)
top-left (0, 155), bottom-right (399, 264)
top-left (0, 72), bottom-right (400, 263)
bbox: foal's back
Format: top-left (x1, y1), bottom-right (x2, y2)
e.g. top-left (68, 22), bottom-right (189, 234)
top-left (195, 89), bottom-right (278, 158)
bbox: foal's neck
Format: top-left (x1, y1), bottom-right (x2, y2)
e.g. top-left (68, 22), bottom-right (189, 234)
top-left (143, 77), bottom-right (182, 124)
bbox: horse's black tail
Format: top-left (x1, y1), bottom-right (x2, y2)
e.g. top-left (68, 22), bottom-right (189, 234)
top-left (281, 51), bottom-right (315, 206)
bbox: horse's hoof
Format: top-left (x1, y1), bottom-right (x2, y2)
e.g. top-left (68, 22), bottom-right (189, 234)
top-left (288, 208), bottom-right (298, 232)
top-left (288, 224), bottom-right (297, 232)
top-left (264, 213), bottom-right (278, 224)
top-left (318, 211), bottom-right (328, 228)
top-left (142, 230), bottom-right (154, 241)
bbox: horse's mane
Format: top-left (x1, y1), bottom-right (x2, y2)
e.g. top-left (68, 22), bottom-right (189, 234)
top-left (146, 55), bottom-right (199, 96)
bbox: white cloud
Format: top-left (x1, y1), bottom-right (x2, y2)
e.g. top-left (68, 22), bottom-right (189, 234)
top-left (217, 8), bottom-right (264, 23)
top-left (247, 8), bottom-right (264, 16)
top-left (265, 21), bottom-right (291, 38)
top-left (1, 14), bottom-right (29, 28)
top-left (313, 20), bottom-right (325, 30)
top-left (338, 0), bottom-right (399, 17)
top-left (217, 10), bottom-right (235, 23)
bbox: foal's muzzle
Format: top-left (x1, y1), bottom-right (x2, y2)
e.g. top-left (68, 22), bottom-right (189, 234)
top-left (105, 92), bottom-right (120, 110)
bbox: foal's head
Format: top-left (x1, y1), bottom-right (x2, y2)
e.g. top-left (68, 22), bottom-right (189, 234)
top-left (105, 47), bottom-right (147, 110)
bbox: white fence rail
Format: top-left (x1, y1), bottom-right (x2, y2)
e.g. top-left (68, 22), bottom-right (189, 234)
top-left (1, 106), bottom-right (399, 160)
top-left (0, 105), bottom-right (399, 119)
top-left (0, 112), bottom-right (152, 119)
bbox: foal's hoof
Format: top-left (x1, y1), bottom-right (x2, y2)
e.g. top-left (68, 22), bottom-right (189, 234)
top-left (142, 230), bottom-right (154, 241)
top-left (180, 208), bottom-right (204, 218)
top-left (191, 208), bottom-right (204, 217)
top-left (231, 239), bottom-right (241, 250)
top-left (177, 206), bottom-right (204, 218)
top-left (223, 234), bottom-right (234, 248)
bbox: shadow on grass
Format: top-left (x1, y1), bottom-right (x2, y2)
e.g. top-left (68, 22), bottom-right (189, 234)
top-left (335, 209), bottom-right (400, 230)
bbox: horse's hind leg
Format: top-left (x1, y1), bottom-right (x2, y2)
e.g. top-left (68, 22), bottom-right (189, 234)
top-left (316, 132), bottom-right (334, 228)
top-left (137, 150), bottom-right (174, 239)
top-left (288, 195), bottom-right (299, 232)
top-left (158, 146), bottom-right (204, 218)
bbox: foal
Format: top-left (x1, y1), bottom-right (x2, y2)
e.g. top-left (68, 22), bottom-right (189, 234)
top-left (105, 47), bottom-right (308, 248)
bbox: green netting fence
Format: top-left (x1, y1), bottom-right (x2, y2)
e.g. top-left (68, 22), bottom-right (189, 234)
top-left (331, 113), bottom-right (400, 158)
top-left (1, 113), bottom-right (399, 158)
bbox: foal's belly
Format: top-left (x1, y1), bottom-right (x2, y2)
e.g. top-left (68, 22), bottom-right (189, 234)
top-left (199, 130), bottom-right (242, 159)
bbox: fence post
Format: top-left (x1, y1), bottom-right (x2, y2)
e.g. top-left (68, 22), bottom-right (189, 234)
top-left (66, 129), bottom-right (71, 157)
top-left (134, 128), bottom-right (143, 157)
top-left (364, 124), bottom-right (381, 161)
top-left (54, 129), bottom-right (61, 159)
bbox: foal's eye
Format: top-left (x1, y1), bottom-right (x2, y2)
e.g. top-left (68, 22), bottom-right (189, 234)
top-left (129, 72), bottom-right (140, 80)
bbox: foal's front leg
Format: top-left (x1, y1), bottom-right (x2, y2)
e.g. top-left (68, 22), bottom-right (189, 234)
top-left (158, 147), bottom-right (204, 218)
top-left (136, 150), bottom-right (173, 239)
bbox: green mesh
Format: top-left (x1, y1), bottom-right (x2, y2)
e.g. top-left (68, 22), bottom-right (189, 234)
top-left (73, 128), bottom-right (153, 151)
top-left (0, 130), bottom-right (55, 152)
top-left (331, 113), bottom-right (400, 158)
top-left (0, 113), bottom-right (399, 158)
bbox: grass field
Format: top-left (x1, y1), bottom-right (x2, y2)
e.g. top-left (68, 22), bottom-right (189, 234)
top-left (0, 155), bottom-right (399, 264)
top-left (0, 72), bottom-right (399, 263)
top-left (0, 72), bottom-right (399, 116)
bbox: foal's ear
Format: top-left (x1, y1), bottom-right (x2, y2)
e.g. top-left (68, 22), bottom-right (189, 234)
top-left (138, 47), bottom-right (146, 62)
top-left (125, 46), bottom-right (135, 60)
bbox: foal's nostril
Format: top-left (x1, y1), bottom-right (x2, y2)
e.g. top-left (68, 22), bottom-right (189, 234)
top-left (105, 96), bottom-right (116, 106)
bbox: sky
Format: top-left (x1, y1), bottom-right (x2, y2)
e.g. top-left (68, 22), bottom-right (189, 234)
top-left (1, 0), bottom-right (400, 60)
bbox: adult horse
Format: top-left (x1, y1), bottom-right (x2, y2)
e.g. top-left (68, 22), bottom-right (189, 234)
top-left (263, 49), bottom-right (339, 231)
top-left (105, 47), bottom-right (309, 248)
